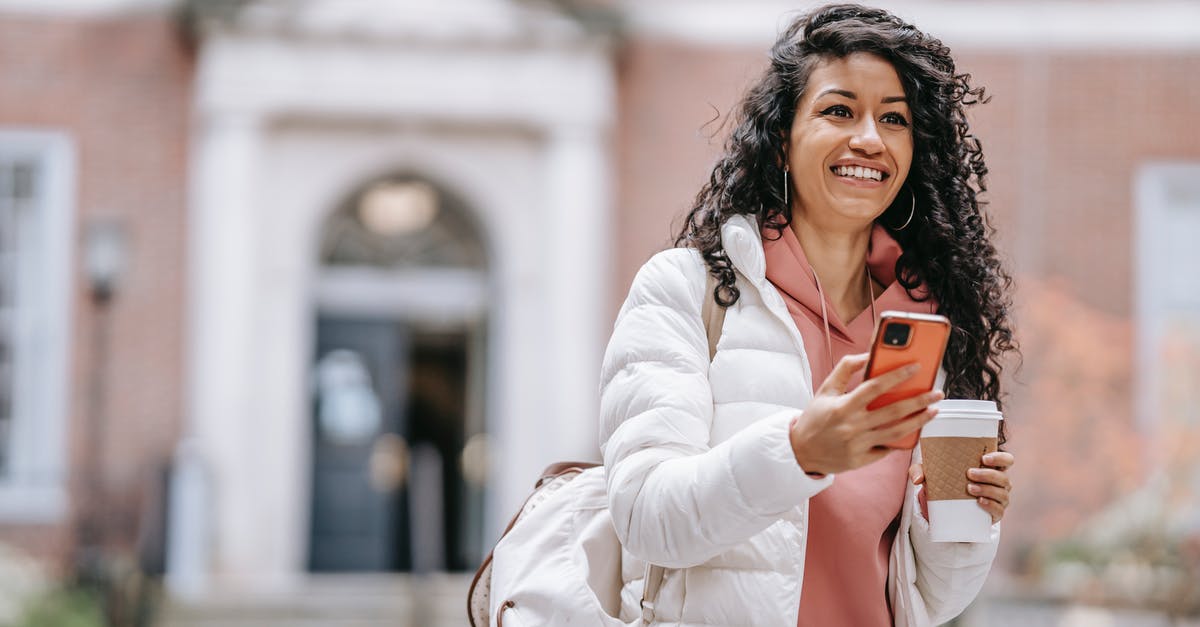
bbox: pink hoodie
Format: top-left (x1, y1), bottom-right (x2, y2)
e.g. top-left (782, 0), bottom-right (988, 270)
top-left (763, 223), bottom-right (936, 626)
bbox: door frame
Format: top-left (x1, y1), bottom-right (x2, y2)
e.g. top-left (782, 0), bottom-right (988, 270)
top-left (175, 12), bottom-right (613, 593)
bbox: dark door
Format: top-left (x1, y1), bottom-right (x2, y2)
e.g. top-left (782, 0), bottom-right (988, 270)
top-left (308, 316), bottom-right (409, 571)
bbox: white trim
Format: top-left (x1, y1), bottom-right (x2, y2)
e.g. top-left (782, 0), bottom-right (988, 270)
top-left (177, 43), bottom-right (614, 592)
top-left (313, 267), bottom-right (487, 323)
top-left (1134, 162), bottom-right (1200, 462)
top-left (230, 0), bottom-right (584, 45)
top-left (7, 0), bottom-right (1200, 50)
top-left (620, 1), bottom-right (1200, 51)
top-left (0, 129), bottom-right (76, 523)
top-left (0, 0), bottom-right (175, 16)
top-left (174, 1), bottom-right (615, 592)
top-left (174, 111), bottom-right (263, 592)
top-left (198, 36), bottom-right (613, 128)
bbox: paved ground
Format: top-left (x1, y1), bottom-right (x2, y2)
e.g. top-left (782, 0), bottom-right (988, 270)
top-left (157, 574), bottom-right (1200, 627)
top-left (157, 573), bottom-right (473, 627)
top-left (960, 597), bottom-right (1200, 627)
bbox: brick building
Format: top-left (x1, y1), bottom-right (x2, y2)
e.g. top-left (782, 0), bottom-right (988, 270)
top-left (0, 6), bottom-right (191, 567)
top-left (0, 0), bottom-right (1198, 623)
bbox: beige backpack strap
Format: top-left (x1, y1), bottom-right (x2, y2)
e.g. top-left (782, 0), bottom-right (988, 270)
top-left (640, 564), bottom-right (666, 625)
top-left (701, 270), bottom-right (727, 361)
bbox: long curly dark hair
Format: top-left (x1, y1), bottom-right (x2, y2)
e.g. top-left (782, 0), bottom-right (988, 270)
top-left (674, 4), bottom-right (1017, 434)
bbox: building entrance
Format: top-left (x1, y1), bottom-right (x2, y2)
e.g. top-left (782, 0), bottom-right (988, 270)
top-left (308, 175), bottom-right (487, 573)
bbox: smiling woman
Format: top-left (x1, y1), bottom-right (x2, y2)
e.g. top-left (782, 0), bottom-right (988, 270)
top-left (674, 3), bottom-right (1016, 424)
top-left (788, 54), bottom-right (913, 232)
top-left (599, 4), bottom-right (1020, 626)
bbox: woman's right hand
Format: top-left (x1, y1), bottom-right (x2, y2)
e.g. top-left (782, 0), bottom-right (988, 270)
top-left (788, 353), bottom-right (942, 476)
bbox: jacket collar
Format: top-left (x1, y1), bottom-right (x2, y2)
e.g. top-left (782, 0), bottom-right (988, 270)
top-left (722, 213), bottom-right (917, 294)
top-left (720, 214), bottom-right (768, 284)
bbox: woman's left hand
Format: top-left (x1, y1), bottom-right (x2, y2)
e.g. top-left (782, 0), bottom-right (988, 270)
top-left (908, 451), bottom-right (1015, 524)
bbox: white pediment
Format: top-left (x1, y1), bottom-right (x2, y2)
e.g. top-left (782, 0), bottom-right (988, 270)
top-left (218, 0), bottom-right (592, 45)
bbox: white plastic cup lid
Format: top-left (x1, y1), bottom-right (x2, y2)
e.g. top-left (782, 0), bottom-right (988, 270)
top-left (933, 399), bottom-right (1002, 420)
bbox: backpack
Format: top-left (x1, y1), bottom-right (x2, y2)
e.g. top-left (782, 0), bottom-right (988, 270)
top-left (467, 271), bottom-right (727, 626)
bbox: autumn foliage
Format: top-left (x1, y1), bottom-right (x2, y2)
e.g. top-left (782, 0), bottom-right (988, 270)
top-left (999, 278), bottom-right (1143, 571)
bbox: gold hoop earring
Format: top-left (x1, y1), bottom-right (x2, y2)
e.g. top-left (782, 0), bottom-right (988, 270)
top-left (894, 187), bottom-right (916, 230)
top-left (783, 166), bottom-right (789, 207)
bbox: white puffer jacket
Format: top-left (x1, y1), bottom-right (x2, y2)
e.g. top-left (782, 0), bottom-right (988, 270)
top-left (599, 214), bottom-right (1000, 627)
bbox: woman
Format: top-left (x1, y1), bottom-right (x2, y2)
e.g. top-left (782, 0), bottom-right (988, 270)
top-left (599, 4), bottom-right (1018, 626)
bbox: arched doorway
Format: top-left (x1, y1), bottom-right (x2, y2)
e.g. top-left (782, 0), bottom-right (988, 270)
top-left (307, 175), bottom-right (488, 573)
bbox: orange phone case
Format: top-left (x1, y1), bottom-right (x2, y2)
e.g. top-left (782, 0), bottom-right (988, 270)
top-left (864, 311), bottom-right (950, 449)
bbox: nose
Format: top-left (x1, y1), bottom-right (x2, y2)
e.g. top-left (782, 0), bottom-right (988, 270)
top-left (848, 119), bottom-right (884, 155)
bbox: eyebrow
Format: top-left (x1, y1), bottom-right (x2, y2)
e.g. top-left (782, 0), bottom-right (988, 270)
top-left (816, 88), bottom-right (907, 104)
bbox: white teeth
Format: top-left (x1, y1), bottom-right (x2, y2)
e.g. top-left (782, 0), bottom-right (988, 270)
top-left (835, 165), bottom-right (883, 181)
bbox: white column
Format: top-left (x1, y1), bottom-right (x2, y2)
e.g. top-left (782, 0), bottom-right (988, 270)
top-left (486, 206), bottom-right (539, 544)
top-left (171, 110), bottom-right (265, 592)
top-left (254, 182), bottom-right (319, 583)
top-left (484, 127), bottom-right (613, 545)
top-left (542, 126), bottom-right (612, 462)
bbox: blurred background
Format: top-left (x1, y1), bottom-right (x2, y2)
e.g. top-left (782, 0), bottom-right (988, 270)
top-left (0, 0), bottom-right (1197, 625)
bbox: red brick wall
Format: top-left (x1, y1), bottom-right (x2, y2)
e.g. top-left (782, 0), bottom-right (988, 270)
top-left (0, 13), bottom-right (192, 567)
top-left (612, 40), bottom-right (766, 318)
top-left (615, 45), bottom-right (1200, 316)
top-left (959, 52), bottom-right (1200, 317)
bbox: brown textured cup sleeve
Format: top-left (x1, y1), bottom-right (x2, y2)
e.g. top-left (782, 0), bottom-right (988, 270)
top-left (920, 436), bottom-right (998, 501)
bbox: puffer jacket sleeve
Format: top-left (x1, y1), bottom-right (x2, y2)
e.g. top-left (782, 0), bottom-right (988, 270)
top-left (907, 485), bottom-right (1000, 624)
top-left (599, 248), bottom-right (832, 569)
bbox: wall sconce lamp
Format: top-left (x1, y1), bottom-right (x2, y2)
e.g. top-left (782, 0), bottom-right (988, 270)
top-left (83, 219), bottom-right (127, 304)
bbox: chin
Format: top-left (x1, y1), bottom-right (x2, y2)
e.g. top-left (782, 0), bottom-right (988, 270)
top-left (831, 203), bottom-right (888, 223)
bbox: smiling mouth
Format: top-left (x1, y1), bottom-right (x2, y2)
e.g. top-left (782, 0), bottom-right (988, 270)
top-left (830, 165), bottom-right (889, 182)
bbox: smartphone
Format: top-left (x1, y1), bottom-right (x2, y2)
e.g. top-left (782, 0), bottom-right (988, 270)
top-left (864, 311), bottom-right (951, 449)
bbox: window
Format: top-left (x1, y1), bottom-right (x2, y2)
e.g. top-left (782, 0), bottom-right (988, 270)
top-left (1136, 163), bottom-right (1200, 461)
top-left (0, 159), bottom-right (32, 474)
top-left (0, 130), bottom-right (75, 522)
top-left (320, 177), bottom-right (486, 270)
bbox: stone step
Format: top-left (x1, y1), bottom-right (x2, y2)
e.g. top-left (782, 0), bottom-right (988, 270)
top-left (157, 573), bottom-right (473, 627)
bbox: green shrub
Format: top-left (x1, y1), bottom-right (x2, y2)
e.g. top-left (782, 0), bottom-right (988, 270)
top-left (13, 587), bottom-right (105, 627)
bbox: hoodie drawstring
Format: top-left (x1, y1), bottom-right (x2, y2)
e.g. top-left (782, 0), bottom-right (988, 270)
top-left (809, 264), bottom-right (879, 364)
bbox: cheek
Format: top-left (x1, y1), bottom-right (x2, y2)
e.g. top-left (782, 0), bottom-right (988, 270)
top-left (892, 137), bottom-right (915, 178)
top-left (789, 130), bottom-right (838, 173)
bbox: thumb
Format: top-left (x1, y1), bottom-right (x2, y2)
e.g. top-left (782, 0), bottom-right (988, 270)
top-left (908, 463), bottom-right (924, 485)
top-left (817, 353), bottom-right (869, 396)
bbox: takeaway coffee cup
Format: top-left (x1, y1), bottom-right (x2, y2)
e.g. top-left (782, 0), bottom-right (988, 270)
top-left (919, 399), bottom-right (1003, 543)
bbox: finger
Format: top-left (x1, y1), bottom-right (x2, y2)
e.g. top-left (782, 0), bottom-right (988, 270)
top-left (981, 451), bottom-right (1014, 469)
top-left (967, 483), bottom-right (1010, 508)
top-left (967, 468), bottom-right (1012, 491)
top-left (817, 353), bottom-right (870, 396)
top-left (865, 407), bottom-right (936, 448)
top-left (862, 390), bottom-right (944, 430)
top-left (908, 463), bottom-right (924, 485)
top-left (847, 361), bottom-right (922, 409)
top-left (975, 496), bottom-right (1005, 525)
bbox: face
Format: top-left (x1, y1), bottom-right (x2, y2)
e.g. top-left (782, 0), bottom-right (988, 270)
top-left (786, 52), bottom-right (913, 229)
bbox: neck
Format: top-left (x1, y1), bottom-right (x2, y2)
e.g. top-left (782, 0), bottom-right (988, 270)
top-left (789, 215), bottom-right (877, 321)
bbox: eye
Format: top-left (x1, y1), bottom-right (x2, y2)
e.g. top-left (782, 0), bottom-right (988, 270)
top-left (820, 104), bottom-right (852, 118)
top-left (882, 112), bottom-right (909, 127)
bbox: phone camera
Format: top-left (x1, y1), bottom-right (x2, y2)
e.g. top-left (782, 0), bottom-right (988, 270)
top-left (882, 322), bottom-right (911, 347)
